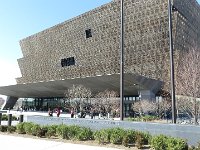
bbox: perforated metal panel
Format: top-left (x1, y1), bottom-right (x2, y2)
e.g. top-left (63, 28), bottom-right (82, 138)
top-left (14, 0), bottom-right (200, 94)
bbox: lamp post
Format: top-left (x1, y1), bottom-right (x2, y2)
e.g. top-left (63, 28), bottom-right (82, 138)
top-left (168, 0), bottom-right (176, 124)
top-left (120, 0), bottom-right (124, 121)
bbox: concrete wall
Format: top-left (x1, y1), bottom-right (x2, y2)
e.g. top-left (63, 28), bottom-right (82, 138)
top-left (26, 115), bottom-right (200, 146)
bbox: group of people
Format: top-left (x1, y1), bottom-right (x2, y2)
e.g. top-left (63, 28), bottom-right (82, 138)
top-left (70, 108), bottom-right (87, 118)
top-left (70, 107), bottom-right (106, 119)
top-left (48, 107), bottom-right (117, 119)
top-left (48, 107), bottom-right (61, 117)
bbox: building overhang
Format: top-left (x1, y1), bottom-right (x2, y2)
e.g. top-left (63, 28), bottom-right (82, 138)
top-left (0, 73), bottom-right (163, 98)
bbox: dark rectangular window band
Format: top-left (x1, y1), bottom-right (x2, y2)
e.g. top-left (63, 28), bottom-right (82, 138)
top-left (61, 57), bottom-right (75, 67)
top-left (85, 29), bottom-right (92, 38)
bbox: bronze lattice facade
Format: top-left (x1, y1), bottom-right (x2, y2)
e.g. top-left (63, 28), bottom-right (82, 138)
top-left (16, 0), bottom-right (200, 93)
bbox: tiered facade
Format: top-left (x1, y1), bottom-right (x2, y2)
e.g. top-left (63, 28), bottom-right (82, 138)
top-left (16, 0), bottom-right (200, 93)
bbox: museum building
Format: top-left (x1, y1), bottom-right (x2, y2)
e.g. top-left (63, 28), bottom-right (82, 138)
top-left (0, 0), bottom-right (200, 111)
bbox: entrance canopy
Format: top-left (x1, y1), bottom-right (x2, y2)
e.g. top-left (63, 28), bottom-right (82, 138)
top-left (0, 73), bottom-right (162, 98)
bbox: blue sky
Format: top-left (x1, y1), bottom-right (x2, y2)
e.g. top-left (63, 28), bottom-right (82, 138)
top-left (0, 0), bottom-right (111, 87)
top-left (0, 0), bottom-right (200, 88)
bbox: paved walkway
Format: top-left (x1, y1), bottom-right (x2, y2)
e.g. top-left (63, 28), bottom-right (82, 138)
top-left (7, 110), bottom-right (121, 120)
top-left (0, 134), bottom-right (120, 150)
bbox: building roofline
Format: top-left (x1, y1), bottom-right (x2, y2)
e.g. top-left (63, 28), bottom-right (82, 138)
top-left (19, 0), bottom-right (114, 43)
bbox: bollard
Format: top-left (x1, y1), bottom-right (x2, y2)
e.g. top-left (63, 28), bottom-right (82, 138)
top-left (0, 113), bottom-right (2, 125)
top-left (8, 114), bottom-right (12, 126)
top-left (19, 114), bottom-right (23, 123)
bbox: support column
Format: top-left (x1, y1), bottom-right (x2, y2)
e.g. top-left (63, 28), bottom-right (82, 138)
top-left (0, 113), bottom-right (2, 125)
top-left (19, 114), bottom-right (24, 123)
top-left (8, 114), bottom-right (12, 126)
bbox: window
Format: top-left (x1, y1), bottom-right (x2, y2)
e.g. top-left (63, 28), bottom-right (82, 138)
top-left (61, 59), bottom-right (65, 67)
top-left (61, 57), bottom-right (75, 67)
top-left (85, 29), bottom-right (92, 38)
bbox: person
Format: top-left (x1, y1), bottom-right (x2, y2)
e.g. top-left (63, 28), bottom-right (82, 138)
top-left (48, 108), bottom-right (53, 117)
top-left (70, 108), bottom-right (74, 118)
top-left (166, 110), bottom-right (170, 123)
top-left (90, 108), bottom-right (94, 119)
top-left (93, 109), bottom-right (96, 119)
top-left (74, 108), bottom-right (77, 118)
top-left (55, 107), bottom-right (61, 117)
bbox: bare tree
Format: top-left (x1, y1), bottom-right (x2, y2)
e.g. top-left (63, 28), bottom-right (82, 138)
top-left (176, 96), bottom-right (200, 121)
top-left (132, 98), bottom-right (171, 119)
top-left (94, 90), bottom-right (119, 118)
top-left (157, 98), bottom-right (172, 118)
top-left (132, 100), bottom-right (157, 116)
top-left (65, 84), bottom-right (92, 112)
top-left (176, 48), bottom-right (200, 124)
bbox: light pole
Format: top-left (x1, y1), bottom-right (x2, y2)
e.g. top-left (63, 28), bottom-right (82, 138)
top-left (120, 0), bottom-right (124, 121)
top-left (168, 0), bottom-right (176, 124)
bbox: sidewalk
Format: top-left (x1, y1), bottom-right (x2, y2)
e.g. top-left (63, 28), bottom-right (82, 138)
top-left (0, 134), bottom-right (121, 150)
top-left (8, 110), bottom-right (120, 120)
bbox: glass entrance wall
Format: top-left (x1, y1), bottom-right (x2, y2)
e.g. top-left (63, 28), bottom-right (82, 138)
top-left (20, 97), bottom-right (69, 112)
top-left (124, 96), bottom-right (139, 117)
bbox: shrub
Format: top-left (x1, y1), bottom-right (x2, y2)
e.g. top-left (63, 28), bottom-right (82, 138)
top-left (67, 125), bottom-right (81, 140)
top-left (1, 114), bottom-right (8, 120)
top-left (110, 128), bottom-right (125, 144)
top-left (0, 125), bottom-right (8, 132)
top-left (1, 114), bottom-right (18, 121)
top-left (140, 132), bottom-right (152, 145)
top-left (7, 126), bottom-right (16, 133)
top-left (31, 124), bottom-right (41, 136)
top-left (122, 130), bottom-right (136, 147)
top-left (32, 125), bottom-right (48, 138)
top-left (24, 122), bottom-right (35, 135)
top-left (166, 137), bottom-right (188, 150)
top-left (76, 127), bottom-right (93, 141)
top-left (94, 128), bottom-right (112, 144)
top-left (122, 134), bottom-right (129, 147)
top-left (56, 124), bottom-right (69, 139)
top-left (151, 135), bottom-right (188, 150)
top-left (46, 125), bottom-right (58, 138)
top-left (12, 116), bottom-right (18, 121)
top-left (151, 135), bottom-right (168, 150)
top-left (56, 124), bottom-right (63, 137)
top-left (16, 123), bottom-right (26, 134)
top-left (39, 126), bottom-right (48, 137)
top-left (126, 116), bottom-right (159, 122)
top-left (94, 131), bottom-right (102, 144)
top-left (100, 129), bottom-right (112, 143)
top-left (142, 115), bottom-right (158, 122)
top-left (5, 122), bottom-right (190, 150)
top-left (135, 132), bottom-right (144, 149)
top-left (126, 117), bottom-right (140, 122)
